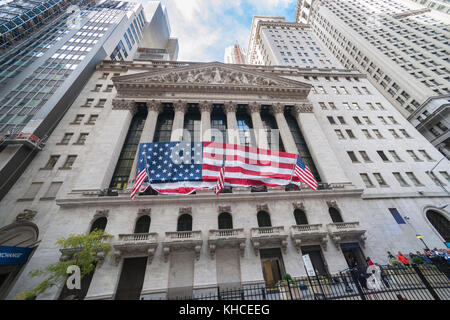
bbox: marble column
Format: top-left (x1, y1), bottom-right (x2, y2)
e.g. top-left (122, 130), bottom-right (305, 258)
top-left (270, 103), bottom-right (298, 154)
top-left (292, 103), bottom-right (351, 185)
top-left (198, 101), bottom-right (212, 142)
top-left (223, 102), bottom-right (240, 145)
top-left (128, 100), bottom-right (162, 186)
top-left (247, 102), bottom-right (268, 150)
top-left (170, 100), bottom-right (187, 142)
top-left (73, 99), bottom-right (136, 192)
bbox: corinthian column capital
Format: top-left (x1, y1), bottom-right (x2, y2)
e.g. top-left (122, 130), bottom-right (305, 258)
top-left (247, 102), bottom-right (261, 114)
top-left (270, 103), bottom-right (285, 115)
top-left (147, 100), bottom-right (163, 113)
top-left (198, 101), bottom-right (212, 113)
top-left (172, 100), bottom-right (188, 114)
top-left (223, 101), bottom-right (237, 113)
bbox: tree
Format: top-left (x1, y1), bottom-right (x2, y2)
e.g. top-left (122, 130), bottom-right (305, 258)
top-left (15, 229), bottom-right (113, 300)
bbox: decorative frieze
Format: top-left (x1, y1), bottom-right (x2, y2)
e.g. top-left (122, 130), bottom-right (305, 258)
top-left (111, 99), bottom-right (137, 114)
top-left (292, 103), bottom-right (314, 115)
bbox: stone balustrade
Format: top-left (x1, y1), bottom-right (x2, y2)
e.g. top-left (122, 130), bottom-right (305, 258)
top-left (208, 228), bottom-right (246, 258)
top-left (250, 226), bottom-right (288, 255)
top-left (113, 232), bottom-right (159, 265)
top-left (290, 224), bottom-right (328, 252)
top-left (326, 222), bottom-right (367, 250)
top-left (163, 230), bottom-right (203, 262)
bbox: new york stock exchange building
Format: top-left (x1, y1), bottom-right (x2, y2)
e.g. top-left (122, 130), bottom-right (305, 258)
top-left (1, 58), bottom-right (450, 300)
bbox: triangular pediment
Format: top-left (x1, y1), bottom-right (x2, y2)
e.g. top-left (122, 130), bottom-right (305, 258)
top-left (113, 62), bottom-right (311, 90)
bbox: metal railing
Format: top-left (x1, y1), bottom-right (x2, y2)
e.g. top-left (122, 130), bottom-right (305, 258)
top-left (167, 264), bottom-right (449, 301)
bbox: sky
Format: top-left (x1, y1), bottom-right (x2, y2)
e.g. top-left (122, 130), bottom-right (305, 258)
top-left (157, 0), bottom-right (297, 62)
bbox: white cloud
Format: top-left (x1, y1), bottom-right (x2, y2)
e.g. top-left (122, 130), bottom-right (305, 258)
top-left (158, 0), bottom-right (296, 62)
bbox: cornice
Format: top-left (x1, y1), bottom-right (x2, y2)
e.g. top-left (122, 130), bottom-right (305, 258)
top-left (56, 188), bottom-right (365, 208)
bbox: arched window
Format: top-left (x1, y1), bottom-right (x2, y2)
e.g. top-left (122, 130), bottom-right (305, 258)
top-left (134, 215), bottom-right (150, 234)
top-left (257, 211), bottom-right (272, 227)
top-left (426, 210), bottom-right (450, 242)
top-left (90, 217), bottom-right (107, 233)
top-left (177, 214), bottom-right (192, 232)
top-left (329, 207), bottom-right (343, 223)
top-left (218, 212), bottom-right (233, 229)
top-left (294, 209), bottom-right (308, 225)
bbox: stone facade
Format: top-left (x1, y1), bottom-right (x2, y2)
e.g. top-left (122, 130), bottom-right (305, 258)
top-left (0, 57), bottom-right (449, 300)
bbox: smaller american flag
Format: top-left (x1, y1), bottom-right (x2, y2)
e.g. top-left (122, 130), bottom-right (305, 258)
top-left (130, 168), bottom-right (148, 200)
top-left (294, 156), bottom-right (318, 191)
top-left (215, 166), bottom-right (225, 195)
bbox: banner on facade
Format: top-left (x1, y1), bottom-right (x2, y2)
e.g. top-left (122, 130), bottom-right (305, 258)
top-left (302, 254), bottom-right (316, 277)
top-left (0, 246), bottom-right (32, 265)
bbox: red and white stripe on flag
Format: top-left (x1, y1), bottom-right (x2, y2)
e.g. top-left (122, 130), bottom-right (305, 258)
top-left (294, 164), bottom-right (318, 191)
top-left (130, 168), bottom-right (148, 199)
top-left (215, 166), bottom-right (225, 195)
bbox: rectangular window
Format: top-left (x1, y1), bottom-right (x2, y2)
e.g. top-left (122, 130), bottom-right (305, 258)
top-left (21, 182), bottom-right (43, 200)
top-left (427, 171), bottom-right (446, 186)
top-left (41, 182), bottom-right (63, 199)
top-left (376, 103), bottom-right (385, 110)
top-left (399, 129), bottom-right (411, 138)
top-left (335, 129), bottom-right (345, 139)
top-left (373, 173), bottom-right (388, 186)
top-left (84, 98), bottom-right (94, 107)
top-left (72, 114), bottom-right (84, 124)
top-left (439, 171), bottom-right (450, 184)
top-left (378, 116), bottom-right (388, 125)
top-left (393, 172), bottom-right (410, 187)
top-left (377, 151), bottom-right (390, 162)
top-left (104, 85), bottom-right (114, 92)
top-left (75, 133), bottom-right (89, 145)
top-left (327, 116), bottom-right (336, 124)
top-left (373, 129), bottom-right (383, 139)
top-left (328, 102), bottom-right (337, 110)
top-left (337, 116), bottom-right (346, 124)
top-left (406, 172), bottom-right (423, 186)
top-left (61, 155), bottom-right (77, 169)
top-left (347, 151), bottom-right (359, 163)
top-left (389, 150), bottom-right (403, 162)
top-left (319, 102), bottom-right (327, 110)
top-left (388, 116), bottom-right (398, 124)
top-left (366, 103), bottom-right (376, 110)
top-left (343, 102), bottom-right (351, 110)
top-left (359, 151), bottom-right (371, 162)
top-left (352, 103), bottom-right (362, 110)
top-left (407, 150), bottom-right (421, 161)
top-left (389, 208), bottom-right (406, 224)
top-left (43, 155), bottom-right (60, 170)
top-left (93, 84), bottom-right (102, 92)
top-left (346, 129), bottom-right (356, 139)
top-left (353, 117), bottom-right (362, 125)
top-left (97, 99), bottom-right (106, 108)
top-left (362, 129), bottom-right (373, 139)
top-left (59, 133), bottom-right (73, 145)
top-left (86, 115), bottom-right (98, 125)
top-left (360, 173), bottom-right (374, 187)
top-left (419, 150), bottom-right (433, 161)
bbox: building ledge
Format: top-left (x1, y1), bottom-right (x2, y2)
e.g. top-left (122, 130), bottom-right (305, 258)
top-left (326, 222), bottom-right (366, 250)
top-left (162, 231), bottom-right (203, 262)
top-left (250, 226), bottom-right (288, 255)
top-left (113, 233), bottom-right (159, 265)
top-left (290, 224), bottom-right (328, 252)
top-left (208, 229), bottom-right (246, 258)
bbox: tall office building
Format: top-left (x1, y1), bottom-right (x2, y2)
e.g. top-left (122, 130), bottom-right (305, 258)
top-left (224, 42), bottom-right (246, 64)
top-left (294, 0), bottom-right (450, 159)
top-left (0, 0), bottom-right (178, 201)
top-left (1, 13), bottom-right (449, 300)
top-left (408, 0), bottom-right (450, 14)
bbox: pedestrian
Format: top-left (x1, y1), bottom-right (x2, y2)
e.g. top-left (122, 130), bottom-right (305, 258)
top-left (366, 256), bottom-right (374, 266)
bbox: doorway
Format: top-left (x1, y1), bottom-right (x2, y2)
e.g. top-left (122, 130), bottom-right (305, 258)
top-left (260, 248), bottom-right (285, 287)
top-left (341, 243), bottom-right (367, 269)
top-left (301, 245), bottom-right (329, 276)
top-left (115, 257), bottom-right (148, 300)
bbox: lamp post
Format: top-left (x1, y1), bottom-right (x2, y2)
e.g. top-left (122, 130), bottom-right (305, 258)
top-left (415, 234), bottom-right (429, 251)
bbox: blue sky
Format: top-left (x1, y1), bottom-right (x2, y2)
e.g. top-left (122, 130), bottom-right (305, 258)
top-left (157, 0), bottom-right (297, 62)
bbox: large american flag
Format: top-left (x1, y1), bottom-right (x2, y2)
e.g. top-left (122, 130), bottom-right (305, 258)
top-left (130, 142), bottom-right (318, 197)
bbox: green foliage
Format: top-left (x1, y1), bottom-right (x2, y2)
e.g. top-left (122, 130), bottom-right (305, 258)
top-left (389, 257), bottom-right (403, 268)
top-left (412, 256), bottom-right (424, 265)
top-left (14, 229), bottom-right (113, 300)
top-left (282, 273), bottom-right (292, 281)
